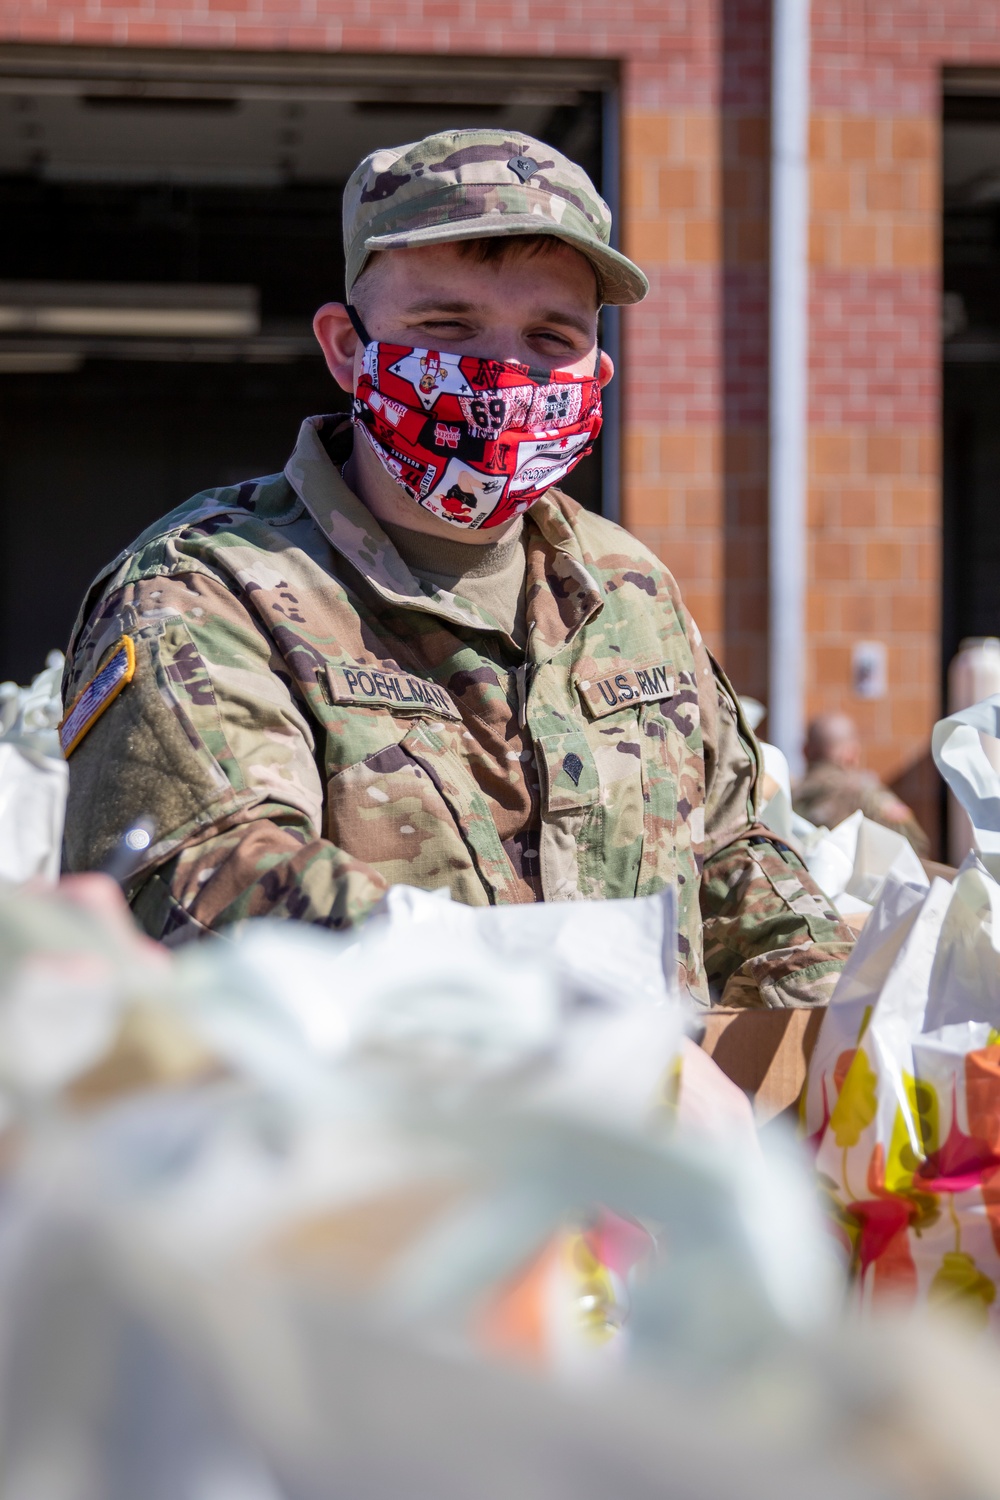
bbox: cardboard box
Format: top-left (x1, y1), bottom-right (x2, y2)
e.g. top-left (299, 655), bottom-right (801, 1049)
top-left (700, 1007), bottom-right (825, 1125)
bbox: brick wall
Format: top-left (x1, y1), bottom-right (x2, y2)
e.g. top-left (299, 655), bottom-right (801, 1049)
top-left (808, 7), bottom-right (941, 817)
top-left (622, 73), bottom-right (723, 638)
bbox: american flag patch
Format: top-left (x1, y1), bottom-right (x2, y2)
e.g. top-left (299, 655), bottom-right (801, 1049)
top-left (59, 636), bottom-right (136, 757)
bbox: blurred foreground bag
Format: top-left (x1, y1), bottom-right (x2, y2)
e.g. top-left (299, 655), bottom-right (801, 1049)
top-left (0, 652), bottom-right (66, 884)
top-left (6, 883), bottom-right (1000, 1497)
top-left (804, 696), bottom-right (1000, 1323)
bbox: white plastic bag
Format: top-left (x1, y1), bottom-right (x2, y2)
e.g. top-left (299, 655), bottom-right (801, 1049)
top-left (4, 886), bottom-right (1000, 1496)
top-left (0, 651), bottom-right (67, 884)
top-left (804, 694), bottom-right (1000, 1320)
top-left (933, 695), bottom-right (1000, 881)
top-left (763, 801), bottom-right (928, 921)
top-left (806, 808), bottom-right (927, 917)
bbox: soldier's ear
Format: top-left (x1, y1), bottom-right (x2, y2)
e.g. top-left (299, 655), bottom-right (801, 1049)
top-left (313, 303), bottom-right (359, 393)
top-left (597, 349), bottom-right (615, 388)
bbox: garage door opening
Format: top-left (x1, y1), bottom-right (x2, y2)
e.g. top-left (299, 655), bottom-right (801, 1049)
top-left (0, 45), bottom-right (617, 681)
top-left (942, 72), bottom-right (1000, 677)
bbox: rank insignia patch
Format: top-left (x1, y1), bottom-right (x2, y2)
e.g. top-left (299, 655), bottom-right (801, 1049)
top-left (59, 635), bottom-right (136, 757)
top-left (507, 155), bottom-right (539, 183)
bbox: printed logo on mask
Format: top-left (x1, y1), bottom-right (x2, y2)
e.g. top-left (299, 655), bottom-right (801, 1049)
top-left (433, 422), bottom-right (461, 449)
top-left (386, 349), bottom-right (475, 411)
top-left (367, 390), bottom-right (406, 427)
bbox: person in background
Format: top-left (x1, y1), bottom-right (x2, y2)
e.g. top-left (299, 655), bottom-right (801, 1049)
top-left (793, 712), bottom-right (929, 856)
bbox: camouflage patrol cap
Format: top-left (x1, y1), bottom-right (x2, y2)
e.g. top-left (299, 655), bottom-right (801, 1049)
top-left (343, 129), bottom-right (648, 306)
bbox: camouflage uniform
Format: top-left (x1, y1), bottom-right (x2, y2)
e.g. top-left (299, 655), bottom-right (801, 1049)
top-left (62, 416), bottom-right (853, 1007)
top-left (793, 762), bottom-right (930, 858)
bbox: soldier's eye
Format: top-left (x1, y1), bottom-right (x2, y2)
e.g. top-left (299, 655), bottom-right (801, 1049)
top-left (532, 329), bottom-right (575, 349)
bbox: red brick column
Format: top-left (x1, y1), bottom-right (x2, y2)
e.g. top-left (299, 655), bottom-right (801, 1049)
top-left (806, 6), bottom-right (962, 845)
top-left (620, 45), bottom-right (724, 640)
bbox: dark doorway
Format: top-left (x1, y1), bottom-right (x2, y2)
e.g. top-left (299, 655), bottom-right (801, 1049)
top-left (0, 45), bottom-right (615, 681)
top-left (942, 76), bottom-right (1000, 677)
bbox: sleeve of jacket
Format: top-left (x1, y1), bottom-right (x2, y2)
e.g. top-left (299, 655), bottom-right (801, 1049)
top-left (62, 570), bottom-right (389, 943)
top-left (689, 617), bottom-right (855, 1009)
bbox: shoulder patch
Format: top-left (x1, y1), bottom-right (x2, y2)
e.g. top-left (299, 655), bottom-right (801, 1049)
top-left (576, 662), bottom-right (675, 720)
top-left (59, 635), bottom-right (136, 757)
top-left (327, 664), bottom-right (462, 723)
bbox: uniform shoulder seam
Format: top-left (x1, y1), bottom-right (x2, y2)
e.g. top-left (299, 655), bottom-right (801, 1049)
top-left (569, 507), bottom-right (681, 584)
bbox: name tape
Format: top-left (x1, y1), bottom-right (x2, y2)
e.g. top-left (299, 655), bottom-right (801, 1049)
top-left (327, 664), bottom-right (462, 722)
top-left (577, 662), bottom-right (675, 719)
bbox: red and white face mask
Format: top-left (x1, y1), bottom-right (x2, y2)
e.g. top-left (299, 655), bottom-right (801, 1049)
top-left (346, 307), bottom-right (603, 531)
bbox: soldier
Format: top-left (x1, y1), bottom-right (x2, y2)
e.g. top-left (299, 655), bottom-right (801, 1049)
top-left (60, 129), bottom-right (853, 1008)
top-left (794, 712), bottom-right (930, 857)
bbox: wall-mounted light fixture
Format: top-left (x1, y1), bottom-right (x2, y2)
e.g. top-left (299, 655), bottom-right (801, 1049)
top-left (0, 282), bottom-right (259, 339)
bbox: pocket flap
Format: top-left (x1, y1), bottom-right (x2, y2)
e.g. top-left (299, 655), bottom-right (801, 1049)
top-left (535, 730), bottom-right (600, 812)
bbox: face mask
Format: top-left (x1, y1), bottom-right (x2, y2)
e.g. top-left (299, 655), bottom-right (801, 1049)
top-left (345, 307), bottom-right (603, 531)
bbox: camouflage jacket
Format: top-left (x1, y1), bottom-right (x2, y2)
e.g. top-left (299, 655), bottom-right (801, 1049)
top-left (62, 416), bottom-right (853, 1007)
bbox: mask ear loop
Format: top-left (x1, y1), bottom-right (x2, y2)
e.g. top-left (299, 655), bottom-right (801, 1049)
top-left (345, 305), bottom-right (374, 346)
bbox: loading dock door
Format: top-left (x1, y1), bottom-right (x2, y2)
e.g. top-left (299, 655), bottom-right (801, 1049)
top-left (943, 74), bottom-right (1000, 677)
top-left (0, 45), bottom-right (615, 681)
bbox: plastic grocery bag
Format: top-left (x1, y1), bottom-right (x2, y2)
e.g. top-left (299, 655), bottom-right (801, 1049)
top-left (0, 1196), bottom-right (945, 1500)
top-left (7, 895), bottom-right (1000, 1496)
top-left (0, 651), bottom-right (67, 884)
top-left (0, 878), bottom-right (838, 1381)
top-left (755, 734), bottom-right (926, 920)
top-left (804, 695), bottom-right (1000, 1323)
top-left (800, 809), bottom-right (928, 920)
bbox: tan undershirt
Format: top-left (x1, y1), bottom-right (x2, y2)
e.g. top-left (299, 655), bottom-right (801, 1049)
top-left (381, 517), bottom-right (529, 649)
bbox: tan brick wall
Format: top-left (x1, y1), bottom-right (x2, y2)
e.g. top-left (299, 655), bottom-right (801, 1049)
top-left (621, 101), bottom-right (724, 639)
top-left (807, 111), bottom-right (939, 785)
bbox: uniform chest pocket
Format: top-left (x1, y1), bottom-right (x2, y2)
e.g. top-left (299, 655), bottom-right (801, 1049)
top-left (533, 730), bottom-right (600, 814)
top-left (532, 729), bottom-right (607, 902)
top-left (635, 678), bottom-right (705, 896)
top-left (324, 720), bottom-right (510, 909)
top-left (638, 684), bottom-right (703, 819)
top-left (574, 658), bottom-right (681, 847)
top-left (581, 713), bottom-right (647, 900)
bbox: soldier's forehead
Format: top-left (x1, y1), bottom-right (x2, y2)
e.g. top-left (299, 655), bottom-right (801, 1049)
top-left (366, 242), bottom-right (600, 310)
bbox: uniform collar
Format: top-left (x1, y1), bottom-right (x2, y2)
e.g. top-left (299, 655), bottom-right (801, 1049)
top-left (285, 415), bottom-right (603, 654)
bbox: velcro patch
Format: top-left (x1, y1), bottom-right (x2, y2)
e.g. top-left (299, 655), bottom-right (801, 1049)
top-left (60, 635), bottom-right (136, 757)
top-left (576, 662), bottom-right (675, 720)
top-left (327, 664), bottom-right (462, 723)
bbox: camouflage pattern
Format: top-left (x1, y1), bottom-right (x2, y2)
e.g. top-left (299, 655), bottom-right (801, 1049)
top-left (62, 416), bottom-right (853, 1008)
top-left (793, 762), bottom-right (930, 858)
top-left (343, 129), bottom-right (649, 307)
